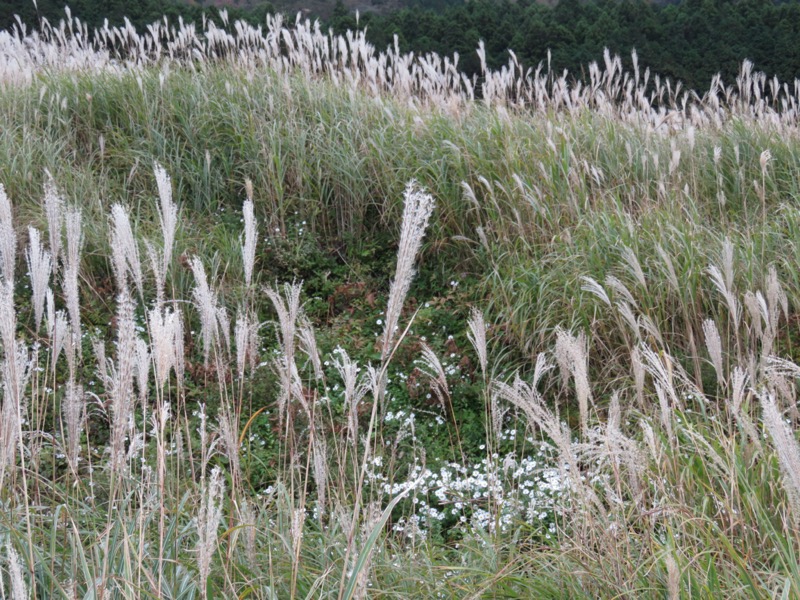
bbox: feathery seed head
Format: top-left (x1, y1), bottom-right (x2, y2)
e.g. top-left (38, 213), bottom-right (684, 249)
top-left (242, 198), bottom-right (257, 288)
top-left (466, 308), bottom-right (488, 378)
top-left (154, 162), bottom-right (178, 273)
top-left (381, 181), bottom-right (434, 360)
top-left (0, 184), bottom-right (16, 285)
top-left (26, 227), bottom-right (52, 332)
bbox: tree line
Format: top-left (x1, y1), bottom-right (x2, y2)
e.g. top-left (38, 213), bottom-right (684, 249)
top-left (3, 0), bottom-right (800, 92)
top-left (0, 0), bottom-right (273, 33)
top-left (337, 0), bottom-right (800, 91)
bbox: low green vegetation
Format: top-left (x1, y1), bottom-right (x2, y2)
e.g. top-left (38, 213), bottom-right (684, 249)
top-left (1, 12), bottom-right (800, 599)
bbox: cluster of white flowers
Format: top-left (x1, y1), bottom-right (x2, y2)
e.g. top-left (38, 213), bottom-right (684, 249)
top-left (362, 436), bottom-right (569, 541)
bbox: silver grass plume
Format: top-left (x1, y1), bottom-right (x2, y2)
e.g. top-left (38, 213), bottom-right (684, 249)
top-left (493, 368), bottom-right (596, 509)
top-left (605, 274), bottom-right (637, 307)
top-left (665, 551), bottom-right (680, 600)
top-left (417, 342), bottom-right (449, 414)
top-left (1, 340), bottom-right (31, 474)
top-left (334, 348), bottom-right (368, 446)
top-left (466, 307), bottom-right (488, 378)
top-left (196, 465), bottom-right (225, 600)
top-left (241, 197), bottom-right (257, 288)
top-left (218, 410), bottom-right (242, 487)
top-left (173, 311), bottom-right (186, 390)
top-left (602, 393), bottom-right (643, 502)
top-left (26, 227), bottom-right (51, 332)
top-left (767, 372), bottom-right (797, 420)
top-left (235, 309), bottom-right (256, 382)
top-left (298, 318), bottom-right (322, 381)
top-left (639, 313), bottom-right (665, 347)
top-left (313, 434), bottom-right (328, 514)
top-left (154, 162), bottom-right (178, 274)
top-left (109, 288), bottom-right (136, 475)
top-left (766, 266), bottom-right (788, 326)
top-left (145, 240), bottom-right (166, 308)
top-left (45, 289), bottom-right (55, 343)
top-left (63, 320), bottom-right (77, 378)
top-left (0, 184), bottom-right (16, 285)
top-left (702, 319), bottom-right (725, 389)
top-left (0, 281), bottom-right (16, 353)
top-left (266, 283), bottom-right (303, 427)
top-left (727, 367), bottom-right (760, 449)
top-left (555, 328), bottom-right (593, 435)
top-left (290, 507), bottom-right (306, 558)
top-left (639, 422), bottom-right (661, 478)
top-left (266, 282), bottom-right (302, 364)
top-left (43, 174), bottom-right (63, 273)
top-left (191, 257), bottom-right (219, 367)
top-left (707, 241), bottom-right (739, 328)
top-left (580, 275), bottom-right (611, 307)
top-left (655, 244), bottom-right (680, 292)
top-left (63, 379), bottom-right (85, 472)
top-left (381, 181), bottom-right (434, 360)
top-left (135, 337), bottom-right (150, 405)
top-left (51, 310), bottom-right (69, 367)
top-left (149, 307), bottom-right (181, 390)
top-left (63, 207), bottom-right (83, 354)
top-left (216, 305), bottom-right (231, 358)
top-left (761, 266), bottom-right (788, 361)
top-left (631, 346), bottom-right (646, 408)
top-left (5, 543), bottom-right (28, 600)
top-left (238, 499), bottom-right (257, 567)
top-left (620, 244), bottom-right (647, 290)
top-left (760, 392), bottom-right (800, 526)
top-left (92, 336), bottom-right (108, 387)
top-left (352, 502), bottom-right (382, 600)
top-left (744, 291), bottom-right (763, 342)
top-left (110, 203), bottom-right (143, 297)
top-left (616, 300), bottom-right (640, 341)
top-left (489, 390), bottom-right (506, 443)
top-left (654, 382), bottom-right (674, 443)
top-left (639, 344), bottom-right (680, 411)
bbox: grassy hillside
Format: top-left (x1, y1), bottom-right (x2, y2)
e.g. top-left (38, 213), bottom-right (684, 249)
top-left (1, 12), bottom-right (800, 599)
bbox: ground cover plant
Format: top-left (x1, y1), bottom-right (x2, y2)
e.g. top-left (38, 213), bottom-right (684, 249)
top-left (3, 9), bottom-right (800, 599)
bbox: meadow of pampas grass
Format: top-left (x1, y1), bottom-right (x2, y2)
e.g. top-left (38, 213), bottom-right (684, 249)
top-left (2, 10), bottom-right (800, 598)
